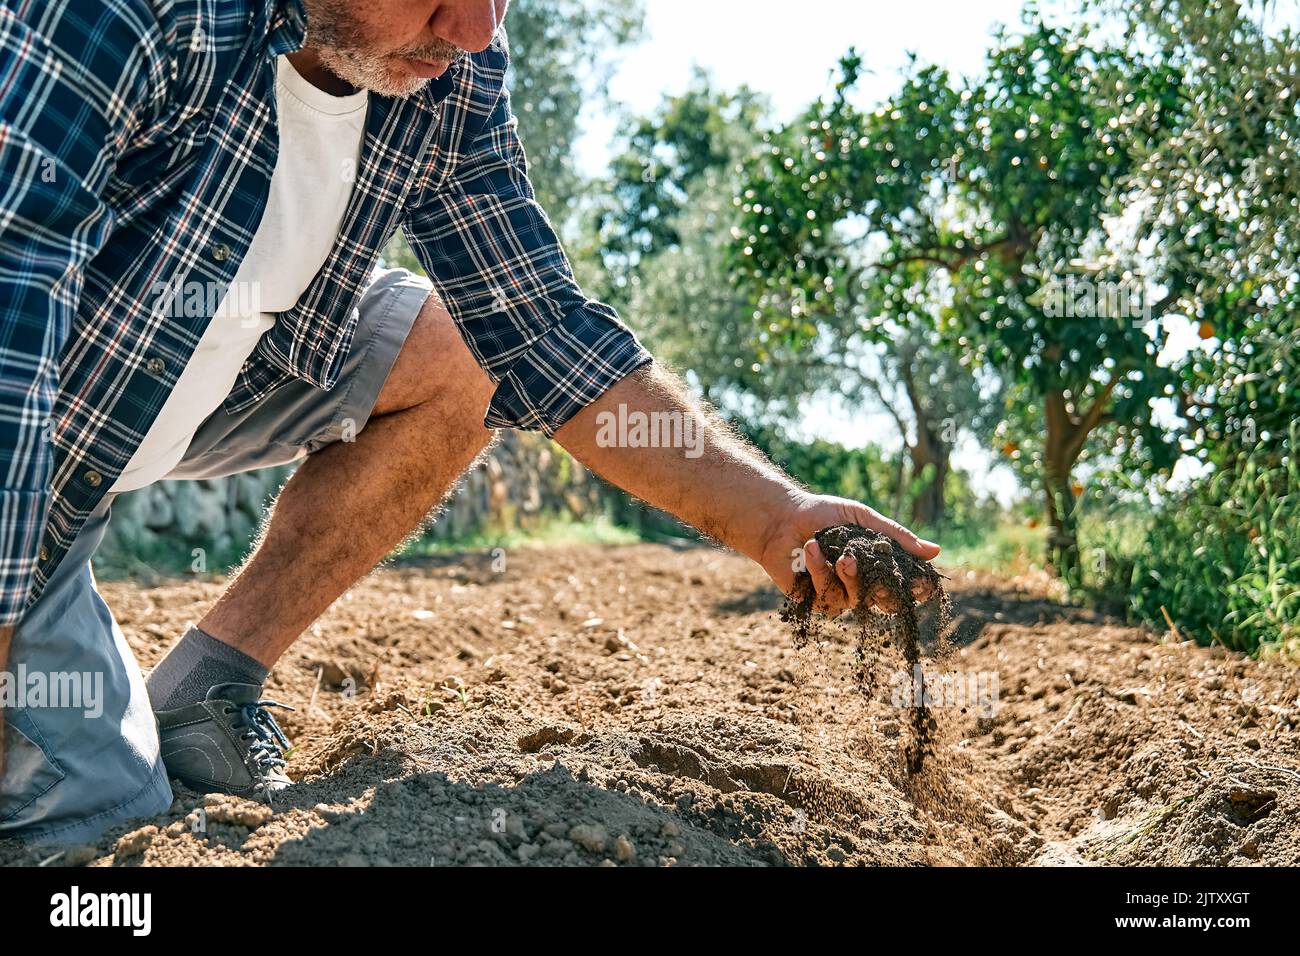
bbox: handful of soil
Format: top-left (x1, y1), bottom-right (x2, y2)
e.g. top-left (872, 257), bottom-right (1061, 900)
top-left (781, 524), bottom-right (953, 773)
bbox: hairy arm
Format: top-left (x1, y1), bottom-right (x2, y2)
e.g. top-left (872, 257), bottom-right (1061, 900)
top-left (555, 365), bottom-right (940, 612)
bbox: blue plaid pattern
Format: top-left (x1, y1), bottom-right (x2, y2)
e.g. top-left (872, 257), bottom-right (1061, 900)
top-left (0, 0), bottom-right (651, 624)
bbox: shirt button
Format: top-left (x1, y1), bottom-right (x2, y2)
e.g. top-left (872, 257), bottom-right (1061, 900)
top-left (83, 470), bottom-right (103, 488)
top-left (211, 242), bottom-right (231, 262)
top-left (146, 356), bottom-right (166, 376)
top-left (39, 545), bottom-right (50, 562)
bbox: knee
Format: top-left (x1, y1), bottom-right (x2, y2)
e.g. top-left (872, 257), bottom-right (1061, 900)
top-left (373, 292), bottom-right (496, 420)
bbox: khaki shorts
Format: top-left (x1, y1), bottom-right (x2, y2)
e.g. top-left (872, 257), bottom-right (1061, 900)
top-left (0, 268), bottom-right (432, 845)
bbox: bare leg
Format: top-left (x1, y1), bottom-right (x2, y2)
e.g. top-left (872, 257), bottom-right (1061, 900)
top-left (196, 294), bottom-right (496, 667)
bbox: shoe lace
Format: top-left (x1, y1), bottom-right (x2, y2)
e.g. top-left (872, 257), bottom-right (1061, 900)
top-left (223, 698), bottom-right (295, 784)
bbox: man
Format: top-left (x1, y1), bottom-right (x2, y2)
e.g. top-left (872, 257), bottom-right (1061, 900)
top-left (0, 0), bottom-right (939, 844)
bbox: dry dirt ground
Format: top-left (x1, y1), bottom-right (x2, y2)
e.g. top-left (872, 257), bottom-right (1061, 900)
top-left (3, 542), bottom-right (1297, 867)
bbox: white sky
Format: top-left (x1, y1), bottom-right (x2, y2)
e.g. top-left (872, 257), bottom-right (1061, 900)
top-left (578, 0), bottom-right (1033, 174)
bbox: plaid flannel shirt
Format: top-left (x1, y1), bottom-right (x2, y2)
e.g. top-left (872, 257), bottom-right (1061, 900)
top-left (0, 0), bottom-right (652, 625)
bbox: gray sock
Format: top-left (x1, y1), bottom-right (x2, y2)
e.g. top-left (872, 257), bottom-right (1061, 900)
top-left (146, 626), bottom-right (269, 711)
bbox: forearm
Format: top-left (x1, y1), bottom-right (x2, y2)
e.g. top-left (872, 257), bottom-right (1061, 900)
top-left (554, 364), bottom-right (799, 561)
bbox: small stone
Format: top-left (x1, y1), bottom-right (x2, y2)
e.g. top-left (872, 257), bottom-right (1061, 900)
top-left (1228, 785), bottom-right (1275, 813)
top-left (203, 795), bottom-right (273, 828)
top-left (614, 834), bottom-right (636, 863)
top-left (568, 823), bottom-right (608, 853)
top-left (1113, 687), bottom-right (1148, 704)
top-left (541, 839), bottom-right (572, 858)
top-left (504, 815), bottom-right (527, 843)
top-left (115, 825), bottom-right (160, 859)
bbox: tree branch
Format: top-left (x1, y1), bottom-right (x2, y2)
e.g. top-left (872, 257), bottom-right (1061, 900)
top-left (1064, 372), bottom-right (1122, 466)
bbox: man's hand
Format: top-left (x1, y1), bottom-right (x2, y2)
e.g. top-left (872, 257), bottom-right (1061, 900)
top-left (756, 491), bottom-right (940, 616)
top-left (555, 365), bottom-right (941, 617)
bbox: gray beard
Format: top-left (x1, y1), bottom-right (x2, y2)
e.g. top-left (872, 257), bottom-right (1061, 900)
top-left (316, 47), bottom-right (428, 98)
top-left (305, 0), bottom-right (464, 97)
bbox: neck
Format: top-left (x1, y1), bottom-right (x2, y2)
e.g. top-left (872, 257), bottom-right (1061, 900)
top-left (286, 48), bottom-right (359, 96)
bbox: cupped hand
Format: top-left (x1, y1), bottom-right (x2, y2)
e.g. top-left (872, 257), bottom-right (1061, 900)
top-left (757, 492), bottom-right (941, 616)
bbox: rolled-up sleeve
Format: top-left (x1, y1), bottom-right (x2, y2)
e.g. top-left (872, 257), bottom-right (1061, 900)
top-left (402, 73), bottom-right (652, 435)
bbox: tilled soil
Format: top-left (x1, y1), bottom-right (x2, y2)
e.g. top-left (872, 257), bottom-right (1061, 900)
top-left (3, 542), bottom-right (1297, 867)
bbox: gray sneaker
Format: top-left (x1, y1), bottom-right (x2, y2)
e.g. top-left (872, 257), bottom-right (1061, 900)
top-left (156, 682), bottom-right (295, 798)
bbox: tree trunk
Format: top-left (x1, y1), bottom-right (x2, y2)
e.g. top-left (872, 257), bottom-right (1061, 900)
top-left (900, 366), bottom-right (947, 528)
top-left (893, 451), bottom-right (908, 523)
top-left (1043, 460), bottom-right (1080, 589)
top-left (1041, 382), bottom-right (1114, 590)
top-left (909, 423), bottom-right (948, 527)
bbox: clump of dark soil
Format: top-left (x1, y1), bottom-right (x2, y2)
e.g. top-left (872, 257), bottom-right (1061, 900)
top-left (782, 525), bottom-right (953, 772)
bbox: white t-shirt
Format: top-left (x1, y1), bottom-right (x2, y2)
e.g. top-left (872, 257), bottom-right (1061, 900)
top-left (113, 57), bottom-right (369, 492)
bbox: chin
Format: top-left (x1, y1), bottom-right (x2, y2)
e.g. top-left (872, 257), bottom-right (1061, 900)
top-left (320, 50), bottom-right (429, 98)
top-left (370, 74), bottom-right (429, 98)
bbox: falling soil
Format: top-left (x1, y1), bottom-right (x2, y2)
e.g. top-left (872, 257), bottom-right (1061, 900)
top-left (782, 525), bottom-right (954, 773)
top-left (2, 543), bottom-right (1297, 867)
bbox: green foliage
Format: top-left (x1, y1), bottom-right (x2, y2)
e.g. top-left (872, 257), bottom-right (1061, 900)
top-left (731, 20), bottom-right (1190, 580)
top-left (936, 520), bottom-right (1049, 576)
top-left (584, 77), bottom-right (809, 414)
top-left (1074, 0), bottom-right (1300, 654)
top-left (742, 422), bottom-right (894, 504)
top-left (594, 72), bottom-right (769, 272)
top-left (1084, 423), bottom-right (1300, 654)
top-left (502, 0), bottom-right (645, 224)
top-left (399, 514), bottom-right (641, 556)
top-left (384, 0), bottom-right (644, 273)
